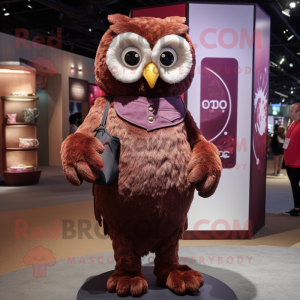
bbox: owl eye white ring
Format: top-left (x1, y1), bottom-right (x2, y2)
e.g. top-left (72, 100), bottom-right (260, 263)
top-left (152, 34), bottom-right (193, 84)
top-left (121, 47), bottom-right (142, 68)
top-left (106, 32), bottom-right (152, 83)
top-left (159, 48), bottom-right (177, 68)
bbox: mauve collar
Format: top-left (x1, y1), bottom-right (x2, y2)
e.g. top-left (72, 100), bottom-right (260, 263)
top-left (114, 96), bottom-right (186, 132)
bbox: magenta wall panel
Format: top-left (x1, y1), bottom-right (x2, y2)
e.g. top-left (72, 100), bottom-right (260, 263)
top-left (131, 2), bottom-right (270, 239)
top-left (249, 6), bottom-right (271, 231)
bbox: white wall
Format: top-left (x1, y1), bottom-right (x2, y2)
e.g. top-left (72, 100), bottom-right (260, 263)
top-left (187, 3), bottom-right (255, 231)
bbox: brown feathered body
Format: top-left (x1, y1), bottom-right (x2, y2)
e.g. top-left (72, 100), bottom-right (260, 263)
top-left (92, 98), bottom-right (194, 257)
top-left (61, 14), bottom-right (222, 296)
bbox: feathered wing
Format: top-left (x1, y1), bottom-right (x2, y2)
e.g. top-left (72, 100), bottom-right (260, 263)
top-left (60, 97), bottom-right (111, 186)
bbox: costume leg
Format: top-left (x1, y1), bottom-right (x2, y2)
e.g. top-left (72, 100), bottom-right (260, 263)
top-left (286, 166), bottom-right (300, 208)
top-left (106, 231), bottom-right (148, 296)
top-left (278, 154), bottom-right (284, 174)
top-left (273, 155), bottom-right (279, 174)
top-left (153, 230), bottom-right (204, 295)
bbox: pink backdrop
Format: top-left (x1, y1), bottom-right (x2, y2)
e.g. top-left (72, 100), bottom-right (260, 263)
top-left (89, 85), bottom-right (106, 110)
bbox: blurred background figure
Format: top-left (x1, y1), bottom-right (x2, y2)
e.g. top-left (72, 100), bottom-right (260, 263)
top-left (69, 114), bottom-right (78, 134)
top-left (267, 132), bottom-right (273, 154)
top-left (271, 125), bottom-right (285, 176)
top-left (283, 103), bottom-right (300, 216)
top-left (75, 112), bottom-right (82, 128)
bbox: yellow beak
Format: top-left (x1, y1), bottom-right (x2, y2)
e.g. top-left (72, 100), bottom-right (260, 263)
top-left (142, 62), bottom-right (160, 88)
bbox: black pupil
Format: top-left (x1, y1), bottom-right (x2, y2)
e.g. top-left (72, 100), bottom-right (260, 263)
top-left (160, 51), bottom-right (174, 66)
top-left (124, 51), bottom-right (140, 66)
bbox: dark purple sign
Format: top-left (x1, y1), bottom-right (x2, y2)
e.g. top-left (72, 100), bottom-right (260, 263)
top-left (200, 57), bottom-right (238, 168)
top-left (250, 7), bottom-right (270, 230)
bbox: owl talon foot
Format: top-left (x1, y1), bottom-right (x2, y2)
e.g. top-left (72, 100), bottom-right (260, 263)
top-left (155, 264), bottom-right (204, 295)
top-left (107, 271), bottom-right (148, 297)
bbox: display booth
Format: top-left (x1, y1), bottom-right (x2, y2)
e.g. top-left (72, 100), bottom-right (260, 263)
top-left (131, 2), bottom-right (271, 239)
top-left (0, 62), bottom-right (41, 185)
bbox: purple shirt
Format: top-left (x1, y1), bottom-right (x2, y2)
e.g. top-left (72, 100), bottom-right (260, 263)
top-left (114, 96), bottom-right (186, 132)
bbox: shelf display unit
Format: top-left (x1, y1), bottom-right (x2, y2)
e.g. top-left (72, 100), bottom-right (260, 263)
top-left (0, 62), bottom-right (42, 186)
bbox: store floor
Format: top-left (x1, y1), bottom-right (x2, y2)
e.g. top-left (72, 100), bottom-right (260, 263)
top-left (0, 156), bottom-right (295, 213)
top-left (0, 158), bottom-right (299, 299)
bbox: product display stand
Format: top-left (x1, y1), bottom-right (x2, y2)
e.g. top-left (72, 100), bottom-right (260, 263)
top-left (77, 266), bottom-right (237, 299)
top-left (1, 95), bottom-right (42, 186)
top-left (131, 2), bottom-right (271, 239)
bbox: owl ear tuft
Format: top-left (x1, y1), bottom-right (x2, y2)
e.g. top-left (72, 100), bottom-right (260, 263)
top-left (165, 16), bottom-right (186, 24)
top-left (108, 14), bottom-right (131, 25)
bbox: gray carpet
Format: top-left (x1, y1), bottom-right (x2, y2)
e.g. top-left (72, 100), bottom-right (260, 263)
top-left (0, 166), bottom-right (93, 212)
top-left (0, 246), bottom-right (299, 300)
top-left (0, 160), bottom-right (296, 214)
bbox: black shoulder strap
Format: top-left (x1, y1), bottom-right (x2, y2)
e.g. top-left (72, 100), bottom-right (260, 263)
top-left (99, 96), bottom-right (113, 127)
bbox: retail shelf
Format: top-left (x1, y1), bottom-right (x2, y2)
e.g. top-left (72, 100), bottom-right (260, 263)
top-left (4, 169), bottom-right (39, 174)
top-left (6, 147), bottom-right (39, 151)
top-left (3, 170), bottom-right (42, 186)
top-left (1, 62), bottom-right (41, 186)
top-left (0, 61), bottom-right (36, 72)
top-left (1, 95), bottom-right (38, 101)
top-left (2, 122), bottom-right (37, 126)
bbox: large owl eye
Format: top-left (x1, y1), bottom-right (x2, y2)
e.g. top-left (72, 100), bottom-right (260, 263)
top-left (151, 34), bottom-right (193, 84)
top-left (159, 48), bottom-right (177, 67)
top-left (106, 32), bottom-right (151, 83)
top-left (121, 47), bottom-right (141, 67)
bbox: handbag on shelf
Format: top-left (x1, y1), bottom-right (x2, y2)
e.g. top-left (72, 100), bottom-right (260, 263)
top-left (93, 96), bottom-right (120, 185)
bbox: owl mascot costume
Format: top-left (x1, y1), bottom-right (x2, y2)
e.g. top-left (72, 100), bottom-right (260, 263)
top-left (61, 14), bottom-right (222, 296)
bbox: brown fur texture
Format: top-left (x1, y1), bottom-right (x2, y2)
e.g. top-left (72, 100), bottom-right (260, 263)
top-left (61, 14), bottom-right (222, 297)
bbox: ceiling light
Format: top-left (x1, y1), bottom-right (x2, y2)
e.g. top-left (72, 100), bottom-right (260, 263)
top-left (89, 28), bottom-right (92, 32)
top-left (27, 0), bottom-right (33, 9)
top-left (289, 2), bottom-right (296, 8)
top-left (282, 9), bottom-right (290, 16)
top-left (275, 91), bottom-right (288, 98)
top-left (287, 35), bottom-right (294, 40)
top-left (0, 69), bottom-right (25, 73)
top-left (280, 58), bottom-right (285, 64)
top-left (3, 8), bottom-right (5, 11)
top-left (282, 99), bottom-right (285, 102)
top-left (291, 91), bottom-right (294, 94)
top-left (4, 12), bottom-right (9, 16)
top-left (290, 63), bottom-right (294, 67)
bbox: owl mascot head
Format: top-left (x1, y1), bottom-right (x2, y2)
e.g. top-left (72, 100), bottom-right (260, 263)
top-left (61, 14), bottom-right (222, 297)
top-left (95, 14), bottom-right (194, 96)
